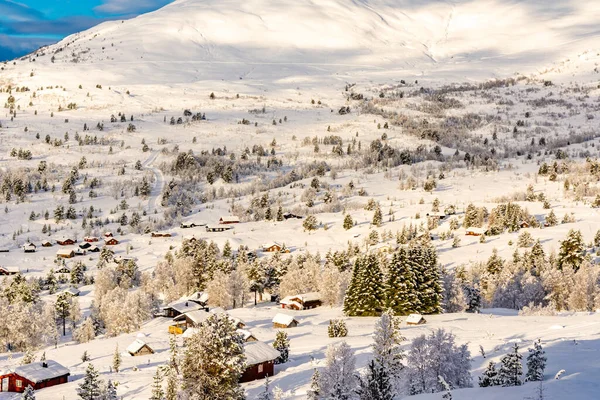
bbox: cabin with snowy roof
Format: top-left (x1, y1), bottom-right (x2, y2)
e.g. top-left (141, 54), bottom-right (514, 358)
top-left (272, 313), bottom-right (299, 329)
top-left (0, 360), bottom-right (69, 392)
top-left (465, 227), bottom-right (486, 236)
top-left (84, 236), bottom-right (99, 243)
top-left (41, 240), bottom-right (52, 247)
top-left (280, 292), bottom-right (322, 310)
top-left (23, 243), bottom-right (36, 253)
top-left (219, 216), bottom-right (240, 224)
top-left (104, 237), bottom-right (119, 246)
top-left (55, 265), bottom-right (71, 274)
top-left (56, 237), bottom-right (75, 246)
top-left (0, 266), bottom-right (19, 275)
top-left (126, 339), bottom-right (155, 356)
top-left (237, 329), bottom-right (258, 343)
top-left (56, 249), bottom-right (75, 259)
top-left (406, 313), bottom-right (426, 325)
top-left (240, 341), bottom-right (280, 383)
top-left (162, 300), bottom-right (204, 318)
top-left (206, 225), bottom-right (233, 232)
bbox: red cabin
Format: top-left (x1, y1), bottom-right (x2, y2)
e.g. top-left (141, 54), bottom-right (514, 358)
top-left (0, 361), bottom-right (70, 393)
top-left (240, 342), bottom-right (280, 383)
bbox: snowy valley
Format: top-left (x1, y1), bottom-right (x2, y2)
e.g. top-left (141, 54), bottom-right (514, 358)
top-left (0, 0), bottom-right (600, 399)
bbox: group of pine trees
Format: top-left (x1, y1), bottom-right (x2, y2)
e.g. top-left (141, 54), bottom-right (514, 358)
top-left (479, 340), bottom-right (546, 388)
top-left (343, 245), bottom-right (442, 316)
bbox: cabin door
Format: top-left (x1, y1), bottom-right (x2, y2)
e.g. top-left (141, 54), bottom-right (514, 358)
top-left (1, 377), bottom-right (8, 391)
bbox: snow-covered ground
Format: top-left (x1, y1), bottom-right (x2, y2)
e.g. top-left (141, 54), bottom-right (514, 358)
top-left (1, 0), bottom-right (600, 398)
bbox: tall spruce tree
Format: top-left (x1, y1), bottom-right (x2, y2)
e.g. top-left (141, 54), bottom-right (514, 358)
top-left (105, 380), bottom-right (118, 400)
top-left (356, 360), bottom-right (394, 400)
top-left (372, 309), bottom-right (404, 393)
top-left (386, 248), bottom-right (418, 315)
top-left (150, 368), bottom-right (165, 400)
top-left (525, 339), bottom-right (546, 382)
top-left (409, 245), bottom-right (442, 314)
top-left (557, 229), bottom-right (585, 270)
top-left (498, 343), bottom-right (523, 387)
top-left (77, 363), bottom-right (102, 400)
top-left (343, 254), bottom-right (384, 316)
top-left (273, 330), bottom-right (290, 364)
top-left (307, 369), bottom-right (321, 400)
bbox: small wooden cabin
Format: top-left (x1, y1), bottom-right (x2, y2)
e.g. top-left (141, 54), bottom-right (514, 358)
top-left (240, 342), bottom-right (280, 383)
top-left (406, 314), bottom-right (426, 326)
top-left (272, 313), bottom-right (299, 329)
top-left (23, 243), bottom-right (36, 253)
top-left (181, 222), bottom-right (205, 229)
top-left (126, 339), bottom-right (155, 356)
top-left (280, 292), bottom-right (322, 310)
top-left (41, 240), bottom-right (52, 247)
top-left (162, 301), bottom-right (204, 318)
top-left (88, 245), bottom-right (100, 253)
top-left (262, 242), bottom-right (283, 253)
top-left (104, 238), bottom-right (119, 246)
top-left (237, 329), bottom-right (258, 343)
top-left (74, 248), bottom-right (87, 256)
top-left (219, 216), bottom-right (240, 225)
top-left (283, 213), bottom-right (303, 220)
top-left (0, 360), bottom-right (70, 393)
top-left (104, 232), bottom-right (113, 238)
top-left (465, 227), bottom-right (486, 237)
top-left (426, 212), bottom-right (446, 220)
top-left (56, 237), bottom-right (75, 246)
top-left (61, 287), bottom-right (80, 297)
top-left (56, 249), bottom-right (75, 259)
top-left (151, 232), bottom-right (172, 238)
top-left (55, 266), bottom-right (71, 274)
top-left (84, 236), bottom-right (99, 243)
top-left (79, 242), bottom-right (92, 250)
top-left (0, 266), bottom-right (19, 276)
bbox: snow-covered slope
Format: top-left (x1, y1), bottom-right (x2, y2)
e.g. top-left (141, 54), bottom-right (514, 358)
top-left (15, 0), bottom-right (600, 85)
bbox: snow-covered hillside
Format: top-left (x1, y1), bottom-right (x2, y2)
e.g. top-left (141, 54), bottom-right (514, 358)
top-left (5, 0), bottom-right (600, 85)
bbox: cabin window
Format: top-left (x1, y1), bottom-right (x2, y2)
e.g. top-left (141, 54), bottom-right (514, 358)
top-left (16, 379), bottom-right (22, 388)
top-left (258, 364), bottom-right (264, 373)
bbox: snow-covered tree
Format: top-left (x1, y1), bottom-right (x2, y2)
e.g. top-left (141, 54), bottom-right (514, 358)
top-left (328, 319), bottom-right (348, 338)
top-left (75, 317), bottom-right (96, 343)
top-left (165, 364), bottom-right (178, 400)
top-left (385, 248), bottom-right (418, 315)
top-left (498, 343), bottom-right (523, 387)
top-left (319, 342), bottom-right (357, 399)
top-left (478, 361), bottom-right (500, 387)
top-left (21, 385), bottom-right (35, 400)
top-left (150, 368), bottom-right (165, 400)
top-left (55, 293), bottom-right (70, 336)
top-left (307, 369), bottom-right (321, 400)
top-left (303, 215), bottom-right (318, 232)
top-left (558, 229), bottom-right (585, 270)
top-left (181, 313), bottom-right (245, 399)
top-left (372, 310), bottom-right (404, 391)
top-left (112, 345), bottom-right (121, 373)
top-left (372, 206), bottom-right (382, 227)
top-left (77, 363), bottom-right (102, 400)
top-left (258, 375), bottom-right (273, 400)
top-left (356, 360), bottom-right (394, 400)
top-left (525, 339), bottom-right (546, 382)
top-left (207, 270), bottom-right (232, 308)
top-left (406, 329), bottom-right (472, 394)
top-left (343, 214), bottom-right (354, 230)
top-left (343, 254), bottom-right (384, 316)
top-left (273, 330), bottom-right (290, 364)
top-left (105, 380), bottom-right (118, 400)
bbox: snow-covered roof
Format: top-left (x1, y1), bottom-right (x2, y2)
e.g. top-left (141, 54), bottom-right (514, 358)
top-left (220, 216), bottom-right (240, 223)
top-left (272, 313), bottom-right (297, 326)
top-left (23, 243), bottom-right (36, 249)
top-left (127, 339), bottom-right (152, 354)
top-left (56, 249), bottom-right (75, 256)
top-left (281, 292), bottom-right (321, 304)
top-left (61, 287), bottom-right (80, 296)
top-left (406, 314), bottom-right (425, 324)
top-left (165, 301), bottom-right (204, 314)
top-left (14, 361), bottom-right (69, 384)
top-left (466, 227), bottom-right (486, 234)
top-left (427, 212), bottom-right (446, 218)
top-left (182, 327), bottom-right (200, 339)
top-left (262, 242), bottom-right (281, 249)
top-left (244, 341), bottom-right (280, 366)
top-left (0, 266), bottom-right (20, 273)
top-left (56, 236), bottom-right (73, 242)
top-left (175, 310), bottom-right (211, 325)
top-left (41, 240), bottom-right (52, 245)
top-left (237, 329), bottom-right (255, 341)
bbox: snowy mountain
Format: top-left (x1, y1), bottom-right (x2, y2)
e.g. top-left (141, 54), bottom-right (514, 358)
top-left (15, 0), bottom-right (600, 85)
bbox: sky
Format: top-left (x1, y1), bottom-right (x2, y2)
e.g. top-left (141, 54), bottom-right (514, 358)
top-left (0, 0), bottom-right (174, 61)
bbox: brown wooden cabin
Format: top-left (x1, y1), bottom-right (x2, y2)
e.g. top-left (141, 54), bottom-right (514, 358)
top-left (206, 225), bottom-right (233, 233)
top-left (84, 236), bottom-right (99, 243)
top-left (0, 361), bottom-right (69, 393)
top-left (465, 227), bottom-right (486, 237)
top-left (56, 238), bottom-right (75, 246)
top-left (151, 232), bottom-right (172, 238)
top-left (406, 314), bottom-right (427, 326)
top-left (126, 339), bottom-right (155, 356)
top-left (219, 216), bottom-right (240, 225)
top-left (162, 301), bottom-right (204, 319)
top-left (41, 240), bottom-right (52, 247)
top-left (56, 249), bottom-right (75, 259)
top-left (263, 243), bottom-right (282, 253)
top-left (104, 238), bottom-right (119, 246)
top-left (23, 243), bottom-right (36, 253)
top-left (240, 342), bottom-right (280, 383)
top-left (280, 292), bottom-right (322, 310)
top-left (104, 232), bottom-right (113, 238)
top-left (272, 313), bottom-right (299, 329)
top-left (0, 266), bottom-right (19, 276)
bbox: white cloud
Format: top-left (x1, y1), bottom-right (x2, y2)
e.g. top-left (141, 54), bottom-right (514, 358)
top-left (94, 0), bottom-right (173, 16)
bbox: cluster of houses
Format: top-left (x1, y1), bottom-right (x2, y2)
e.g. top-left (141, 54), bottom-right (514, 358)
top-left (12, 232), bottom-right (121, 260)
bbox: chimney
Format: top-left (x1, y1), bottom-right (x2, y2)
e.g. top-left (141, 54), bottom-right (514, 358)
top-left (185, 301), bottom-right (188, 307)
top-left (42, 362), bottom-right (48, 368)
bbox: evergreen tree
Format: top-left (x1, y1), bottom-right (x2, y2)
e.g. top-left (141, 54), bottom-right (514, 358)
top-left (328, 320), bottom-right (348, 338)
top-left (81, 350), bottom-right (90, 362)
top-left (150, 368), bottom-right (165, 400)
top-left (181, 313), bottom-right (245, 399)
top-left (276, 206), bottom-right (284, 222)
top-left (222, 240), bottom-right (232, 259)
top-left (273, 330), bottom-right (290, 364)
top-left (478, 361), bottom-right (500, 387)
top-left (303, 215), bottom-right (318, 232)
top-left (343, 214), bottom-right (354, 230)
top-left (545, 210), bottom-right (557, 226)
top-left (307, 369), bottom-right (321, 400)
top-left (463, 204), bottom-right (479, 228)
top-left (557, 229), bottom-right (585, 270)
top-left (385, 248), bottom-right (418, 315)
top-left (21, 385), bottom-right (35, 400)
top-left (165, 365), bottom-right (178, 400)
top-left (486, 249), bottom-right (504, 274)
top-left (372, 206), bottom-right (382, 227)
top-left (343, 254), bottom-right (384, 316)
top-left (409, 245), bottom-right (443, 314)
top-left (113, 345), bottom-right (121, 373)
top-left (498, 343), bottom-right (523, 387)
top-left (55, 293), bottom-right (70, 336)
top-left (77, 363), bottom-right (102, 400)
top-left (258, 375), bottom-right (273, 400)
top-left (105, 380), bottom-right (117, 400)
top-left (525, 339), bottom-right (546, 382)
top-left (356, 360), bottom-right (394, 400)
